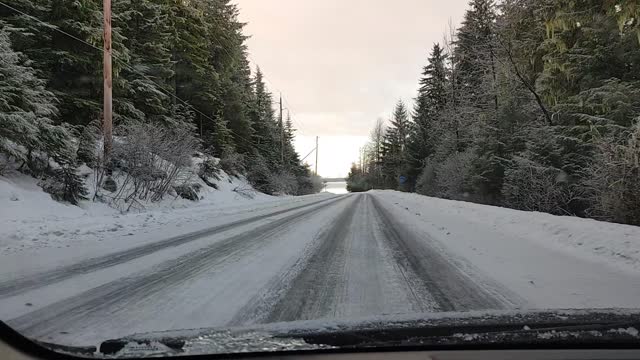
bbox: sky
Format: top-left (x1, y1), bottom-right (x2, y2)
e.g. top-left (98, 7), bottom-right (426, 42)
top-left (235, 0), bottom-right (470, 178)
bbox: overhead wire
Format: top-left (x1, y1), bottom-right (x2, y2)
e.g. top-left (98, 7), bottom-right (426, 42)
top-left (253, 67), bottom-right (308, 135)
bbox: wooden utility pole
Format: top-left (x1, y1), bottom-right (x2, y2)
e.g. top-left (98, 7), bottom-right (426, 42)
top-left (279, 94), bottom-right (284, 164)
top-left (315, 136), bottom-right (319, 176)
top-left (103, 0), bottom-right (113, 162)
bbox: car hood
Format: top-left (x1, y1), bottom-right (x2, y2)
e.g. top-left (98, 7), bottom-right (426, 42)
top-left (77, 309), bottom-right (640, 357)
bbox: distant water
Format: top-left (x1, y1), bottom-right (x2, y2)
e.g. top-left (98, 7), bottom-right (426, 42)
top-left (324, 181), bottom-right (348, 194)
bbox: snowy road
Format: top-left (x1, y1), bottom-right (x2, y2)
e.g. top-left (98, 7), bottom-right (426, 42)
top-left (2, 191), bottom-right (640, 346)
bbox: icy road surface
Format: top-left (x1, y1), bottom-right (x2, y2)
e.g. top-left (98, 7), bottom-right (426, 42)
top-left (2, 192), bottom-right (640, 346)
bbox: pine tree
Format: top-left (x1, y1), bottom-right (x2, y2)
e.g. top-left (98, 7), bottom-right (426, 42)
top-left (391, 100), bottom-right (410, 151)
top-left (380, 101), bottom-right (411, 189)
top-left (405, 43), bottom-right (448, 189)
top-left (0, 27), bottom-right (57, 163)
top-left (283, 112), bottom-right (298, 168)
top-left (197, 0), bottom-right (253, 154)
top-left (224, 53), bottom-right (255, 154)
top-left (0, 28), bottom-right (86, 202)
top-left (113, 0), bottom-right (173, 125)
top-left (455, 0), bottom-right (497, 109)
top-left (250, 67), bottom-right (279, 165)
top-left (167, 0), bottom-right (218, 145)
top-left (50, 0), bottom-right (120, 127)
top-left (0, 0), bottom-right (52, 59)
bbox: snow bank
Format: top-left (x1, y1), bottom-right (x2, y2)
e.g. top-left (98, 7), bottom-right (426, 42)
top-left (371, 190), bottom-right (640, 309)
top-left (372, 190), bottom-right (640, 274)
top-left (0, 166), bottom-right (278, 259)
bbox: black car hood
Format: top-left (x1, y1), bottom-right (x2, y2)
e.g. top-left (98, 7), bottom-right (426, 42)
top-left (96, 309), bottom-right (640, 358)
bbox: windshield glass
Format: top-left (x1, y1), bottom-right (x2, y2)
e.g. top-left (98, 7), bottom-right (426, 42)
top-left (1, 0), bottom-right (640, 357)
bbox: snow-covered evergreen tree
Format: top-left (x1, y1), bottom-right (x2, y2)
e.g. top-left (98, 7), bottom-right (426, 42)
top-left (405, 44), bottom-right (448, 189)
top-left (0, 27), bottom-right (87, 203)
top-left (0, 27), bottom-right (57, 163)
top-left (380, 101), bottom-right (411, 189)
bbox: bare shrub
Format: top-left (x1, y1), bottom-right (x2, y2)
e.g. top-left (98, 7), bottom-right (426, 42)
top-left (218, 150), bottom-right (246, 177)
top-left (104, 122), bottom-right (199, 209)
top-left (502, 157), bottom-right (579, 215)
top-left (268, 171), bottom-right (298, 195)
top-left (198, 157), bottom-right (221, 188)
top-left (585, 122), bottom-right (640, 225)
top-left (173, 183), bottom-right (202, 201)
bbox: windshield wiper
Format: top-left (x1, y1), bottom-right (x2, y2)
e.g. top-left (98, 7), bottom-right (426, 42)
top-left (294, 321), bottom-right (640, 349)
top-left (93, 310), bottom-right (640, 356)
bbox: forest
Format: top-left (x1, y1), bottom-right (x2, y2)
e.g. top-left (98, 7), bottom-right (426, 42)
top-left (0, 0), bottom-right (321, 209)
top-left (347, 0), bottom-right (640, 226)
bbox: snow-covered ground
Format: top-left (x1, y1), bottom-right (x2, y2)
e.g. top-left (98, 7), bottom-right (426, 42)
top-left (370, 190), bottom-right (640, 274)
top-left (1, 182), bottom-right (640, 347)
top-left (0, 170), bottom-right (330, 278)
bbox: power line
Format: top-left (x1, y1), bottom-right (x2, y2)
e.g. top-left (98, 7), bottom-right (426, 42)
top-left (0, 0), bottom-right (280, 156)
top-left (245, 55), bottom-right (308, 135)
top-left (282, 98), bottom-right (308, 135)
top-left (300, 146), bottom-right (316, 162)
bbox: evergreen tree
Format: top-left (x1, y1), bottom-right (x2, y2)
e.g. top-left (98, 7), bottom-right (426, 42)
top-left (50, 0), bottom-right (126, 127)
top-left (113, 0), bottom-right (173, 125)
top-left (0, 27), bottom-right (57, 164)
top-left (0, 28), bottom-right (86, 202)
top-left (380, 101), bottom-right (411, 189)
top-left (405, 43), bottom-right (448, 189)
top-left (250, 67), bottom-right (279, 164)
top-left (455, 0), bottom-right (497, 109)
top-left (224, 53), bottom-right (255, 154)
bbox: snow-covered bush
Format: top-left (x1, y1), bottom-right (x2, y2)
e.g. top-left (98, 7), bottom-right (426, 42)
top-left (245, 154), bottom-right (309, 195)
top-left (307, 173), bottom-right (325, 194)
top-left (435, 149), bottom-right (476, 200)
top-left (218, 150), bottom-right (245, 178)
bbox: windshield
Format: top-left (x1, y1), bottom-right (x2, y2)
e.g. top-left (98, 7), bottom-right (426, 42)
top-left (1, 0), bottom-right (640, 358)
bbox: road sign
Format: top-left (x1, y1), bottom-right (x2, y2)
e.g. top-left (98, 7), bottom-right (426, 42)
top-left (399, 175), bottom-right (407, 184)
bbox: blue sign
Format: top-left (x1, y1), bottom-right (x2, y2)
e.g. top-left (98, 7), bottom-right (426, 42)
top-left (399, 175), bottom-right (407, 184)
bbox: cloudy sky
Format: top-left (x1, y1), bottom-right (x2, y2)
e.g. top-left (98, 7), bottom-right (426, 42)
top-left (235, 0), bottom-right (470, 177)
